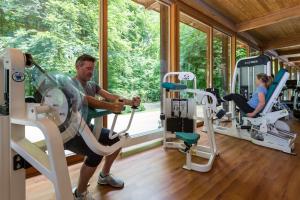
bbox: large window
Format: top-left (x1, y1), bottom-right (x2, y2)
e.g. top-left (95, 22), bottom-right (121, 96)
top-left (180, 13), bottom-right (208, 89)
top-left (179, 13), bottom-right (209, 118)
top-left (0, 0), bottom-right (100, 143)
top-left (213, 29), bottom-right (231, 96)
top-left (107, 0), bottom-right (162, 136)
top-left (236, 40), bottom-right (249, 61)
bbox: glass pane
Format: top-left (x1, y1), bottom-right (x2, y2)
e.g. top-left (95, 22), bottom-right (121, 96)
top-left (0, 0), bottom-right (100, 147)
top-left (213, 29), bottom-right (231, 96)
top-left (107, 0), bottom-right (162, 135)
top-left (180, 13), bottom-right (207, 89)
top-left (236, 41), bottom-right (248, 61)
top-left (180, 13), bottom-right (208, 118)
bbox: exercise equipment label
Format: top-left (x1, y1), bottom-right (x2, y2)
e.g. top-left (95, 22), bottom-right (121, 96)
top-left (12, 71), bottom-right (25, 82)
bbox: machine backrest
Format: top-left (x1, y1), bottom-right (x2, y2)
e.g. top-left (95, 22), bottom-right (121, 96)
top-left (265, 69), bottom-right (287, 102)
top-left (262, 68), bottom-right (289, 114)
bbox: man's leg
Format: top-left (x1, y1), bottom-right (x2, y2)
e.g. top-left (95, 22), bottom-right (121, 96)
top-left (76, 147), bottom-right (121, 192)
top-left (77, 163), bottom-right (97, 193)
top-left (75, 153), bottom-right (102, 195)
top-left (64, 135), bottom-right (103, 199)
top-left (102, 148), bottom-right (121, 176)
top-left (97, 128), bottom-right (124, 188)
top-left (98, 147), bottom-right (124, 188)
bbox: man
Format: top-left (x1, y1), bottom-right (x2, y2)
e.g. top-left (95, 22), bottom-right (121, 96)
top-left (65, 54), bottom-right (141, 200)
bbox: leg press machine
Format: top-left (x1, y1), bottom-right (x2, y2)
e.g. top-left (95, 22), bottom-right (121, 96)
top-left (215, 55), bottom-right (296, 154)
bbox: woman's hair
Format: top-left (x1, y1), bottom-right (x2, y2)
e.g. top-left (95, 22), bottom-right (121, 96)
top-left (267, 76), bottom-right (273, 87)
top-left (256, 73), bottom-right (273, 87)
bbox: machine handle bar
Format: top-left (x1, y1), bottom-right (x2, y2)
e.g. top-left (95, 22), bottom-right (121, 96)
top-left (109, 106), bottom-right (137, 140)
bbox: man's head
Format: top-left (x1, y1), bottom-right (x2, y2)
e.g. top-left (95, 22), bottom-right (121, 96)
top-left (75, 54), bottom-right (96, 82)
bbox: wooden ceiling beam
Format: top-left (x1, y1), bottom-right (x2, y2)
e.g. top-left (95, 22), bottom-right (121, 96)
top-left (237, 32), bottom-right (261, 49)
top-left (180, 13), bottom-right (210, 33)
top-left (177, 1), bottom-right (234, 36)
top-left (145, 0), bottom-right (158, 9)
top-left (237, 5), bottom-right (300, 32)
top-left (187, 0), bottom-right (236, 31)
top-left (263, 35), bottom-right (300, 50)
top-left (293, 62), bottom-right (300, 68)
top-left (264, 49), bottom-right (290, 64)
top-left (276, 48), bottom-right (300, 56)
top-left (289, 57), bottom-right (300, 62)
top-left (156, 0), bottom-right (172, 5)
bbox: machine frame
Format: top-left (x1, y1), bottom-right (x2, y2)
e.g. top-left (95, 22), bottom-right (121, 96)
top-left (0, 48), bottom-right (136, 200)
top-left (161, 72), bottom-right (219, 172)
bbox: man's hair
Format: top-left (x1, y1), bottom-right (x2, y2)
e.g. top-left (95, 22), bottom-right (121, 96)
top-left (75, 54), bottom-right (96, 67)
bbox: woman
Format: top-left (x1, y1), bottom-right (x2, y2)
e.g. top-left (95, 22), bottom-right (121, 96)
top-left (222, 73), bottom-right (272, 117)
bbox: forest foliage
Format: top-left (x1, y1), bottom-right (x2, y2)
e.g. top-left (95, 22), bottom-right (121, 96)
top-left (0, 0), bottom-right (249, 103)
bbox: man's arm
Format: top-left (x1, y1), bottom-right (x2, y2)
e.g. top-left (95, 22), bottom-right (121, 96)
top-left (98, 89), bottom-right (138, 106)
top-left (85, 95), bottom-right (124, 113)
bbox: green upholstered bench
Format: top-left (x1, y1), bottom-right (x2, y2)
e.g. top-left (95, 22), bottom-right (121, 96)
top-left (161, 82), bottom-right (187, 90)
top-left (86, 108), bottom-right (112, 125)
top-left (175, 132), bottom-right (200, 146)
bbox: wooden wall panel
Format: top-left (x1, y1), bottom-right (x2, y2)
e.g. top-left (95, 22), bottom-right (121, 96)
top-left (99, 0), bottom-right (108, 128)
top-left (222, 35), bottom-right (230, 92)
top-left (160, 4), bottom-right (169, 108)
top-left (100, 0), bottom-right (108, 90)
top-left (207, 27), bottom-right (213, 88)
top-left (170, 3), bottom-right (180, 73)
top-left (231, 34), bottom-right (237, 81)
top-left (274, 59), bottom-right (279, 75)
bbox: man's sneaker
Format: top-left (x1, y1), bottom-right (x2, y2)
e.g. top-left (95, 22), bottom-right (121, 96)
top-left (73, 187), bottom-right (95, 200)
top-left (97, 172), bottom-right (124, 188)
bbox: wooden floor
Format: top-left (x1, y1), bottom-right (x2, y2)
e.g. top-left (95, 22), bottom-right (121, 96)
top-left (27, 118), bottom-right (300, 200)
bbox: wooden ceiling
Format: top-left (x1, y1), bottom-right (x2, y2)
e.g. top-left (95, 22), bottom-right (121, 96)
top-left (135, 0), bottom-right (300, 66)
top-left (202, 0), bottom-right (300, 23)
top-left (186, 0), bottom-right (300, 66)
top-left (133, 0), bottom-right (159, 10)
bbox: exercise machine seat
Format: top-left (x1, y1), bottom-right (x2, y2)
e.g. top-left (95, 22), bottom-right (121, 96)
top-left (87, 108), bottom-right (112, 124)
top-left (265, 69), bottom-right (287, 103)
top-left (162, 82), bottom-right (187, 90)
top-left (175, 132), bottom-right (200, 145)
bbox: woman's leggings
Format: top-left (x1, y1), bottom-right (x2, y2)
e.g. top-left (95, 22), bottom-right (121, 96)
top-left (223, 93), bottom-right (255, 113)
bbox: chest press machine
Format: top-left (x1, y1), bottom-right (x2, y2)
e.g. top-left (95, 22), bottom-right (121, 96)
top-left (214, 55), bottom-right (297, 154)
top-left (0, 48), bottom-right (136, 200)
top-left (161, 72), bottom-right (220, 172)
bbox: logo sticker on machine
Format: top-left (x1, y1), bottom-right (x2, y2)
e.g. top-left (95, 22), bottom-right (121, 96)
top-left (12, 72), bottom-right (25, 82)
top-left (178, 72), bottom-right (195, 81)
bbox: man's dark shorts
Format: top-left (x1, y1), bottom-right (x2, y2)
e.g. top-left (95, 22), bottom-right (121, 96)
top-left (64, 128), bottom-right (120, 167)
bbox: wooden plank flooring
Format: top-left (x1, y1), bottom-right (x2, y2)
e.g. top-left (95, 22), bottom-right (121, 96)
top-left (26, 118), bottom-right (300, 200)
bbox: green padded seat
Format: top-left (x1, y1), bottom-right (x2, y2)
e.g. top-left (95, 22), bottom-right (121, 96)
top-left (86, 108), bottom-right (112, 124)
top-left (175, 132), bottom-right (200, 145)
top-left (161, 82), bottom-right (187, 90)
